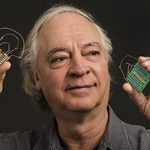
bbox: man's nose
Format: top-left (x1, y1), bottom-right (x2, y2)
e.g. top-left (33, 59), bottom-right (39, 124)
top-left (68, 57), bottom-right (90, 78)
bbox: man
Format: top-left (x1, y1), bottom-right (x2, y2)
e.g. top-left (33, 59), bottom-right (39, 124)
top-left (0, 4), bottom-right (150, 150)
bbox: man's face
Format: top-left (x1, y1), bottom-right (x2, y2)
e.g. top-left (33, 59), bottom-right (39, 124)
top-left (34, 12), bottom-right (110, 115)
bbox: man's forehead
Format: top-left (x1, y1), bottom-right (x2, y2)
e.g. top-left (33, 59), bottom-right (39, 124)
top-left (39, 12), bottom-right (94, 32)
top-left (36, 12), bottom-right (101, 50)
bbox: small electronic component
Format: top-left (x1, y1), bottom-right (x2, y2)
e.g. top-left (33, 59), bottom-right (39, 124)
top-left (0, 27), bottom-right (25, 65)
top-left (0, 49), bottom-right (10, 64)
top-left (126, 63), bottom-right (150, 92)
top-left (119, 55), bottom-right (150, 92)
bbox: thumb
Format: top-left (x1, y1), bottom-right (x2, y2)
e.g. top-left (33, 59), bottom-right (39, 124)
top-left (123, 82), bottom-right (146, 111)
top-left (0, 61), bottom-right (11, 93)
top-left (0, 73), bottom-right (6, 93)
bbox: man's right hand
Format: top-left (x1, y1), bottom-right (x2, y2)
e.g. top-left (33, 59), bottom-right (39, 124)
top-left (0, 61), bottom-right (11, 93)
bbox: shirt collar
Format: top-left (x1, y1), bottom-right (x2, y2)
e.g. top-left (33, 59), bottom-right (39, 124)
top-left (46, 106), bottom-right (132, 150)
top-left (99, 106), bottom-right (132, 150)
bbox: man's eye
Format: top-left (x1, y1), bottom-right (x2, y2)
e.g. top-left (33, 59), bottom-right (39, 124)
top-left (51, 56), bottom-right (67, 63)
top-left (88, 51), bottom-right (100, 56)
top-left (83, 50), bottom-right (101, 61)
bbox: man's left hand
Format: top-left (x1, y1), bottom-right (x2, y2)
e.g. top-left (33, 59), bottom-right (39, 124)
top-left (123, 56), bottom-right (150, 119)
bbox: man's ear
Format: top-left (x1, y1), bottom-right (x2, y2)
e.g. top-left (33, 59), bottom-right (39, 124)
top-left (31, 70), bottom-right (41, 90)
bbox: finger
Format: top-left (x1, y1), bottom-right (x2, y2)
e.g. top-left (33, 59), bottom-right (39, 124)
top-left (138, 56), bottom-right (150, 71)
top-left (0, 73), bottom-right (6, 93)
top-left (123, 82), bottom-right (132, 94)
top-left (139, 56), bottom-right (150, 63)
top-left (0, 61), bottom-right (11, 74)
top-left (143, 95), bottom-right (150, 119)
top-left (0, 61), bottom-right (11, 93)
top-left (147, 67), bottom-right (150, 72)
top-left (140, 60), bottom-right (150, 69)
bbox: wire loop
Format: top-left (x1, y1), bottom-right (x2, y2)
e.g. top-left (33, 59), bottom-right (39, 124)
top-left (0, 27), bottom-right (25, 64)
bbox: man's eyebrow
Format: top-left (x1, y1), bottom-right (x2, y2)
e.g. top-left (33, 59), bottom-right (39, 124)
top-left (83, 42), bottom-right (102, 49)
top-left (48, 47), bottom-right (66, 56)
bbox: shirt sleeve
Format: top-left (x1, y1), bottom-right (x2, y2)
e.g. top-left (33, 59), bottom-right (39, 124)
top-left (0, 131), bottom-right (31, 150)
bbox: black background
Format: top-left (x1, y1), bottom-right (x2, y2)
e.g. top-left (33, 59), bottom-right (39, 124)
top-left (0, 0), bottom-right (149, 132)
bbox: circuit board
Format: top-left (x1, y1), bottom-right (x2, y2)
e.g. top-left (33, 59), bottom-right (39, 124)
top-left (126, 63), bottom-right (150, 92)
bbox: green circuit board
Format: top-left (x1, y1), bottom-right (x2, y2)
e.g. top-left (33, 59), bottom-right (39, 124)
top-left (126, 63), bottom-right (150, 92)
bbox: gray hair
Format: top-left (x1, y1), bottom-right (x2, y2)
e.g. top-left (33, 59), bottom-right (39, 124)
top-left (20, 4), bottom-right (113, 111)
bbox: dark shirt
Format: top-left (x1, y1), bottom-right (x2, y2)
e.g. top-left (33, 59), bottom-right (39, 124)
top-left (0, 107), bottom-right (150, 150)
